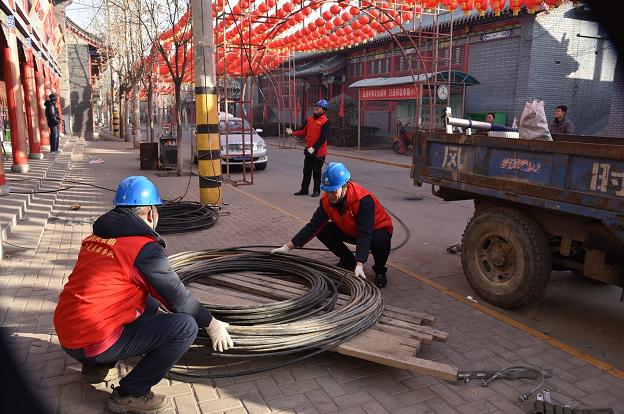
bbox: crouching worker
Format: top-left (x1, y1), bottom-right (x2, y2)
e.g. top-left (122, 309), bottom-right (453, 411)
top-left (54, 176), bottom-right (233, 414)
top-left (271, 162), bottom-right (393, 288)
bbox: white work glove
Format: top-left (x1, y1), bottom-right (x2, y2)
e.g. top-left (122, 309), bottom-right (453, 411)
top-left (354, 263), bottom-right (366, 279)
top-left (207, 318), bottom-right (233, 352)
top-left (307, 147), bottom-right (315, 155)
top-left (271, 243), bottom-right (292, 254)
top-left (285, 127), bottom-right (293, 135)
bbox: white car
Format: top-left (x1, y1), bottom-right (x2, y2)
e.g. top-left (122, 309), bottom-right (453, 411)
top-left (192, 113), bottom-right (268, 170)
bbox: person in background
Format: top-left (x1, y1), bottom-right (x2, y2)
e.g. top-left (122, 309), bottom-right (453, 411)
top-left (44, 93), bottom-right (60, 152)
top-left (286, 99), bottom-right (330, 197)
top-left (550, 105), bottom-right (574, 134)
top-left (485, 112), bottom-right (495, 124)
top-left (271, 162), bottom-right (393, 288)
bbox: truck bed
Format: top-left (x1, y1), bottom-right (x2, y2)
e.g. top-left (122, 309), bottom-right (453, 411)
top-left (412, 131), bottom-right (624, 243)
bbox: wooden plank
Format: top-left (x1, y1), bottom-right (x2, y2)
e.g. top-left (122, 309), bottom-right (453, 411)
top-left (381, 308), bottom-right (423, 326)
top-left (334, 330), bottom-right (459, 382)
top-left (375, 323), bottom-right (433, 344)
top-left (378, 317), bottom-right (448, 342)
top-left (384, 304), bottom-right (435, 325)
top-left (370, 325), bottom-right (422, 352)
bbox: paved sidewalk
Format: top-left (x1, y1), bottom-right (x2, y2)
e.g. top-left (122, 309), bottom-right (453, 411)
top-left (1, 138), bottom-right (623, 414)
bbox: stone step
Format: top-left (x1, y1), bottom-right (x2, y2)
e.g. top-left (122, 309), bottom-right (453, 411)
top-left (0, 138), bottom-right (77, 259)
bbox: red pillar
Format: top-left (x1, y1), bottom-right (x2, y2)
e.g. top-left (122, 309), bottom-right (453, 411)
top-left (34, 58), bottom-right (50, 151)
top-left (22, 40), bottom-right (43, 159)
top-left (54, 74), bottom-right (63, 135)
top-left (2, 16), bottom-right (29, 173)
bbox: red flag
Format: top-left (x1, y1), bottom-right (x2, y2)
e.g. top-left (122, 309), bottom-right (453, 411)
top-left (338, 90), bottom-right (345, 118)
top-left (263, 103), bottom-right (269, 121)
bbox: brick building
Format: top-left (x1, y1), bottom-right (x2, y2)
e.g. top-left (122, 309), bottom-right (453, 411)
top-left (258, 2), bottom-right (620, 140)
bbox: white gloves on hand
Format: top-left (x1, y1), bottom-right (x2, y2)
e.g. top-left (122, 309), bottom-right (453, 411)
top-left (271, 243), bottom-right (292, 254)
top-left (207, 318), bottom-right (233, 352)
top-left (307, 147), bottom-right (315, 155)
top-left (285, 127), bottom-right (293, 135)
top-left (354, 263), bottom-right (366, 279)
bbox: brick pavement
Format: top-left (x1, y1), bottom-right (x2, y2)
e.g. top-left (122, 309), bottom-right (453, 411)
top-left (1, 137), bottom-right (623, 413)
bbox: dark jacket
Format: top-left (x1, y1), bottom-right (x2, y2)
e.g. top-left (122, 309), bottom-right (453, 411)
top-left (292, 195), bottom-right (377, 263)
top-left (44, 99), bottom-right (60, 127)
top-left (92, 207), bottom-right (213, 327)
top-left (549, 117), bottom-right (574, 134)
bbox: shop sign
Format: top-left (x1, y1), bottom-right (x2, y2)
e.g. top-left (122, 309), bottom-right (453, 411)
top-left (360, 85), bottom-right (419, 101)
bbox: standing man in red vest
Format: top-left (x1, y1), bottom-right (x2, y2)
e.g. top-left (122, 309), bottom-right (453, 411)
top-left (54, 176), bottom-right (233, 414)
top-left (286, 99), bottom-right (330, 197)
top-left (271, 163), bottom-right (393, 288)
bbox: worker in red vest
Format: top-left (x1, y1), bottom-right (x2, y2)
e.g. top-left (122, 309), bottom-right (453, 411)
top-left (271, 162), bottom-right (393, 288)
top-left (54, 176), bottom-right (233, 414)
top-left (286, 99), bottom-right (330, 197)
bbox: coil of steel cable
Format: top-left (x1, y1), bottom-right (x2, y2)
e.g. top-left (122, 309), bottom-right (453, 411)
top-left (155, 201), bottom-right (219, 234)
top-left (168, 248), bottom-right (383, 378)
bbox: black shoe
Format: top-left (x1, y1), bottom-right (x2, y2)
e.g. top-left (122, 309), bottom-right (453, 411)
top-left (294, 190), bottom-right (308, 196)
top-left (311, 191), bottom-right (320, 197)
top-left (374, 273), bottom-right (387, 288)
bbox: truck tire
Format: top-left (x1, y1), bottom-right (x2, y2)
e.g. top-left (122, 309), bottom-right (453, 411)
top-left (461, 207), bottom-right (551, 308)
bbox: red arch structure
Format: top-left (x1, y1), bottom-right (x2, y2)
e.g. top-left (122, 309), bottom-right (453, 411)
top-left (148, 0), bottom-right (571, 182)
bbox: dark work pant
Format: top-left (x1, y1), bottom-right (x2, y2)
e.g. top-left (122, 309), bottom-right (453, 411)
top-left (49, 125), bottom-right (59, 152)
top-left (316, 222), bottom-right (392, 275)
top-left (300, 152), bottom-right (325, 193)
top-left (63, 297), bottom-right (198, 396)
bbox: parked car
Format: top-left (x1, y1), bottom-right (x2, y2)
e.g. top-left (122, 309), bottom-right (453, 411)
top-left (192, 113), bottom-right (268, 170)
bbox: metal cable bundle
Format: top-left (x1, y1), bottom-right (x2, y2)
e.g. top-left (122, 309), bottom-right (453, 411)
top-left (168, 248), bottom-right (384, 378)
top-left (155, 201), bottom-right (219, 234)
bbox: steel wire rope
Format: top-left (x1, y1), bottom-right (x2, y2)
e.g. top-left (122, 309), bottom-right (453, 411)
top-left (155, 201), bottom-right (220, 234)
top-left (167, 248), bottom-right (383, 378)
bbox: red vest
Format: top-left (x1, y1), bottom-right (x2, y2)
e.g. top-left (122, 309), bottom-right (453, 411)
top-left (54, 234), bottom-right (155, 354)
top-left (321, 181), bottom-right (393, 238)
top-left (293, 114), bottom-right (328, 157)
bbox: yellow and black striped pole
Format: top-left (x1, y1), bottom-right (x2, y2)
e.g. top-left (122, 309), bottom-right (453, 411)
top-left (112, 108), bottom-right (120, 138)
top-left (191, 0), bottom-right (221, 204)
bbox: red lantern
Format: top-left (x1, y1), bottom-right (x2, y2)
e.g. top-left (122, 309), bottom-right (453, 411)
top-left (283, 2), bottom-right (293, 12)
top-left (352, 20), bottom-right (362, 30)
top-left (474, 0), bottom-right (487, 15)
top-left (302, 6), bottom-right (312, 16)
top-left (359, 15), bottom-right (369, 25)
top-left (424, 0), bottom-right (438, 8)
top-left (294, 13), bottom-right (304, 22)
top-left (490, 0), bottom-right (505, 15)
top-left (349, 6), bottom-right (359, 15)
top-left (323, 10), bottom-right (332, 20)
top-left (325, 22), bottom-right (333, 30)
top-left (330, 4), bottom-right (341, 14)
top-left (459, 0), bottom-right (474, 14)
top-left (341, 12), bottom-right (351, 22)
top-left (509, 0), bottom-right (524, 15)
top-left (315, 17), bottom-right (325, 27)
top-left (402, 11), bottom-right (413, 21)
top-left (333, 17), bottom-right (343, 26)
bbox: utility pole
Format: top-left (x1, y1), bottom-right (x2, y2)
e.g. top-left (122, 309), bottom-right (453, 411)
top-left (191, 0), bottom-right (222, 204)
top-left (106, 0), bottom-right (114, 131)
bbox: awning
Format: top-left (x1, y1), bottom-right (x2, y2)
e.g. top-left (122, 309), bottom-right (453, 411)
top-left (295, 56), bottom-right (346, 77)
top-left (349, 70), bottom-right (480, 88)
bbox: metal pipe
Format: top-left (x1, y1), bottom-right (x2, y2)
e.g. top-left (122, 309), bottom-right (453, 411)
top-left (446, 116), bottom-right (518, 132)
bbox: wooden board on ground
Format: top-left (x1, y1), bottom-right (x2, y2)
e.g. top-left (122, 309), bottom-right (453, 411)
top-left (187, 273), bottom-right (459, 381)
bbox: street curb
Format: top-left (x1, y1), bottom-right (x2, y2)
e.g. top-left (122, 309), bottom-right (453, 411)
top-left (267, 142), bottom-right (412, 169)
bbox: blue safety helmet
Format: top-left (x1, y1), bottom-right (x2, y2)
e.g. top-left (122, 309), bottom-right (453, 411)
top-left (114, 176), bottom-right (163, 206)
top-left (320, 162), bottom-right (351, 192)
top-left (315, 99), bottom-right (329, 111)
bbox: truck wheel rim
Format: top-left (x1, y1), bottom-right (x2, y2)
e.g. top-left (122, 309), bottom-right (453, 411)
top-left (476, 234), bottom-right (516, 285)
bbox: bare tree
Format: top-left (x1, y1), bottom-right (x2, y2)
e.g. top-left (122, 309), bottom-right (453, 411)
top-left (140, 0), bottom-right (192, 176)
